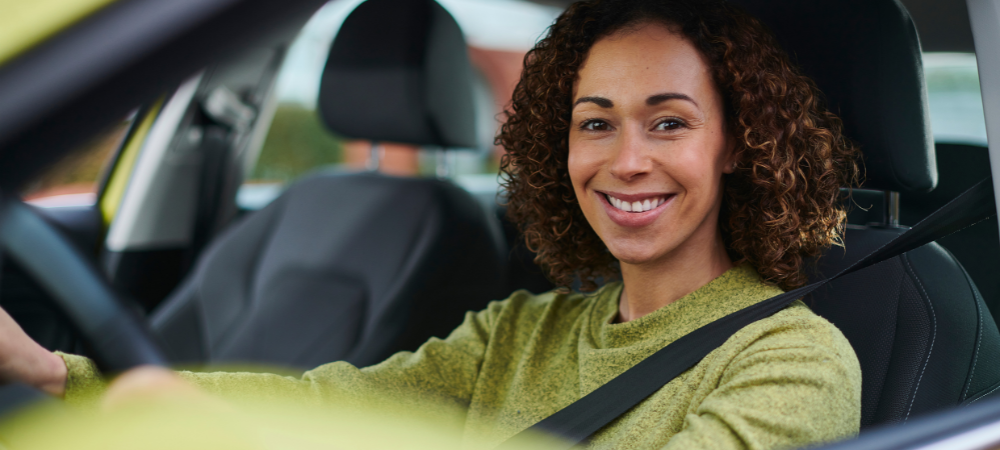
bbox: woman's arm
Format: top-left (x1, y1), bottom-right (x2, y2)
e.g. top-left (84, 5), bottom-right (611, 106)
top-left (61, 305), bottom-right (497, 414)
top-left (663, 317), bottom-right (862, 450)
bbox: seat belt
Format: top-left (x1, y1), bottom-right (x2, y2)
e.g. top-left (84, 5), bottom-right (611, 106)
top-left (499, 176), bottom-right (998, 449)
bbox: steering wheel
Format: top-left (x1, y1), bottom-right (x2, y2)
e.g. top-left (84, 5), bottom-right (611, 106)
top-left (0, 196), bottom-right (167, 410)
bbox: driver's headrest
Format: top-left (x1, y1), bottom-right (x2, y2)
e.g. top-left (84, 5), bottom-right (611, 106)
top-left (731, 0), bottom-right (936, 193)
top-left (318, 0), bottom-right (477, 149)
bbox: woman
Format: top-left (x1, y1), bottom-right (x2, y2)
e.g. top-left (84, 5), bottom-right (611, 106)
top-left (0, 0), bottom-right (862, 448)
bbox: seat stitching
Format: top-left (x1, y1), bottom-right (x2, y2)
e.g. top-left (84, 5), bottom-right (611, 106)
top-left (903, 256), bottom-right (937, 421)
top-left (968, 382), bottom-right (1000, 404)
top-left (962, 271), bottom-right (984, 401)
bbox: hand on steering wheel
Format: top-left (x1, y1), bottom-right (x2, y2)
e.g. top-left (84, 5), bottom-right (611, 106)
top-left (0, 197), bottom-right (169, 405)
top-left (0, 305), bottom-right (66, 397)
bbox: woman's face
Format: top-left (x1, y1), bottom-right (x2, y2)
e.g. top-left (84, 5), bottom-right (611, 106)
top-left (569, 22), bottom-right (734, 268)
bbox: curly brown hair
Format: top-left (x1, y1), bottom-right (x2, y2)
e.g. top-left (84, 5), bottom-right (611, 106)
top-left (498, 0), bottom-right (860, 291)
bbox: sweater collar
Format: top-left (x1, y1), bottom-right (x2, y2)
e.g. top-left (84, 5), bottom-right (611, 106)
top-left (589, 263), bottom-right (784, 350)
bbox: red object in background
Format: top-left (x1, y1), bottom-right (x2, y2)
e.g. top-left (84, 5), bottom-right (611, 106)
top-left (468, 46), bottom-right (527, 161)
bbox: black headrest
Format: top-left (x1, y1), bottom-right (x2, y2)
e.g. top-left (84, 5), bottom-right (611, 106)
top-left (317, 0), bottom-right (477, 149)
top-left (731, 0), bottom-right (936, 193)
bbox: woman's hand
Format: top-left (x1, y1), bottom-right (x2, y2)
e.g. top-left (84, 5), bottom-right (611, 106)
top-left (0, 306), bottom-right (67, 397)
top-left (103, 366), bottom-right (229, 412)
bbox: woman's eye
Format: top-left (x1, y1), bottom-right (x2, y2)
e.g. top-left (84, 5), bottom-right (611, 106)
top-left (655, 118), bottom-right (686, 131)
top-left (581, 119), bottom-right (611, 131)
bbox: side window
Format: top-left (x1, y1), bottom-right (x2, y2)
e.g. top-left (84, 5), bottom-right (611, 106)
top-left (238, 1), bottom-right (357, 210)
top-left (250, 104), bottom-right (345, 184)
top-left (923, 52), bottom-right (986, 146)
top-left (21, 119), bottom-right (131, 206)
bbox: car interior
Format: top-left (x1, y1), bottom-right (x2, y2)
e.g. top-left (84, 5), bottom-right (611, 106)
top-left (711, 0), bottom-right (1000, 428)
top-left (1, 0), bottom-right (1000, 447)
top-left (149, 0), bottom-right (511, 369)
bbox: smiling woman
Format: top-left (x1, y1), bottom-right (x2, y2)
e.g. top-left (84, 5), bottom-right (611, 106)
top-left (501, 0), bottom-right (860, 294)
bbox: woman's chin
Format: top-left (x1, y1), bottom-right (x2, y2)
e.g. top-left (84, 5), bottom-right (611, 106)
top-left (608, 247), bottom-right (662, 267)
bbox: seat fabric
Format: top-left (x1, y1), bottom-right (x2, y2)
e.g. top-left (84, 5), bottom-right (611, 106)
top-left (812, 228), bottom-right (1000, 427)
top-left (152, 173), bottom-right (507, 369)
top-left (901, 143), bottom-right (1000, 316)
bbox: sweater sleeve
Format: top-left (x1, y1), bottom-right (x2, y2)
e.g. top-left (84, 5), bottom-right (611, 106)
top-left (58, 305), bottom-right (495, 417)
top-left (662, 313), bottom-right (862, 450)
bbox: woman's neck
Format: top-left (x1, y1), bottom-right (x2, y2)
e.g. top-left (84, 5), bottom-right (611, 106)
top-left (616, 231), bottom-right (733, 323)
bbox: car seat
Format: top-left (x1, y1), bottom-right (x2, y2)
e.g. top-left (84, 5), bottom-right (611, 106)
top-left (150, 0), bottom-right (509, 369)
top-left (901, 143), bottom-right (1000, 316)
top-left (733, 0), bottom-right (1000, 428)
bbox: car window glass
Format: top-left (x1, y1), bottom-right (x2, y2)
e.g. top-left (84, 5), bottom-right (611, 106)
top-left (923, 52), bottom-right (986, 146)
top-left (238, 0), bottom-right (560, 211)
top-left (21, 117), bottom-right (132, 207)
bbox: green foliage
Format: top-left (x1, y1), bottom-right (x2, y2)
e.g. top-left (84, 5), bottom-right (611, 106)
top-left (251, 103), bottom-right (344, 183)
top-left (925, 63), bottom-right (981, 94)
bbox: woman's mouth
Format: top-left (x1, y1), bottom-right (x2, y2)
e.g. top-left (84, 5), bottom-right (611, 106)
top-left (599, 191), bottom-right (675, 228)
top-left (604, 194), bottom-right (668, 213)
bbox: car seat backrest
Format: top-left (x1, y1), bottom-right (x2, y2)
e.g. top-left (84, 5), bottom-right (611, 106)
top-left (732, 0), bottom-right (1000, 427)
top-left (151, 0), bottom-right (508, 369)
top-left (901, 143), bottom-right (1000, 315)
top-left (153, 173), bottom-right (506, 368)
top-left (813, 229), bottom-right (1000, 426)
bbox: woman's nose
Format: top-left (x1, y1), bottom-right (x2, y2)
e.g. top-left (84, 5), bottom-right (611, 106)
top-left (608, 126), bottom-right (652, 181)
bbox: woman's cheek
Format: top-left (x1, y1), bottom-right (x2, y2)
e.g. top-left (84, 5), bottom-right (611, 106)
top-left (567, 144), bottom-right (598, 190)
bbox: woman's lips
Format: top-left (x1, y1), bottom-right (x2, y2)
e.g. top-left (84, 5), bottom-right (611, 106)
top-left (598, 191), bottom-right (674, 228)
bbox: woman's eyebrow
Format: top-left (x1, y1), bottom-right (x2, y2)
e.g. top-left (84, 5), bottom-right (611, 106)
top-left (574, 96), bottom-right (614, 108)
top-left (647, 93), bottom-right (698, 107)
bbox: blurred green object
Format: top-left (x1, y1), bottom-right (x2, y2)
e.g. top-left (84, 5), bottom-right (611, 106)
top-left (0, 396), bottom-right (564, 450)
top-left (251, 104), bottom-right (345, 184)
top-left (0, 0), bottom-right (116, 64)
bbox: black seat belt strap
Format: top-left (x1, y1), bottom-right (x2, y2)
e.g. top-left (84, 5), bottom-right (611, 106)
top-left (500, 176), bottom-right (997, 449)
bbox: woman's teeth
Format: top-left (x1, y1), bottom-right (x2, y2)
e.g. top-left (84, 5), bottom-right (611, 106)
top-left (606, 194), bottom-right (667, 213)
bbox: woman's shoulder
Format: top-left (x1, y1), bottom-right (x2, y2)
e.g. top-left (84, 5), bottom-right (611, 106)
top-left (729, 300), bottom-right (860, 371)
top-left (710, 264), bottom-right (854, 357)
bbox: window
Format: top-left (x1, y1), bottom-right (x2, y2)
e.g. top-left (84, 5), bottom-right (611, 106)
top-left (923, 52), bottom-right (986, 146)
top-left (250, 104), bottom-right (344, 183)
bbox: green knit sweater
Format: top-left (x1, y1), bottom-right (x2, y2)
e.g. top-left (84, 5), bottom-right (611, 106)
top-left (60, 263), bottom-right (861, 449)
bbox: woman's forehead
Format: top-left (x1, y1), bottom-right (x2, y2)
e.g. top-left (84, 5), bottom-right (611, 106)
top-left (574, 23), bottom-right (715, 106)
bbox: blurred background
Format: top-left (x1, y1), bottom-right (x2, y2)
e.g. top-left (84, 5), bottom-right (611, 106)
top-left (21, 0), bottom-right (562, 209)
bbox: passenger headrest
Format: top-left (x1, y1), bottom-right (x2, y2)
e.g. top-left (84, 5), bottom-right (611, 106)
top-left (318, 0), bottom-right (477, 149)
top-left (731, 0), bottom-right (936, 193)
